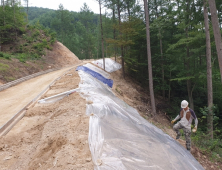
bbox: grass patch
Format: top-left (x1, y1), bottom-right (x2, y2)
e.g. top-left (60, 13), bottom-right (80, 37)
top-left (5, 76), bottom-right (15, 81)
top-left (0, 63), bottom-right (9, 71)
top-left (24, 63), bottom-right (31, 67)
top-left (14, 53), bottom-right (41, 63)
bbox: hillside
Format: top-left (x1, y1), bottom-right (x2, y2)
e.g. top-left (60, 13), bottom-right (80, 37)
top-left (26, 7), bottom-right (55, 21)
top-left (0, 25), bottom-right (80, 84)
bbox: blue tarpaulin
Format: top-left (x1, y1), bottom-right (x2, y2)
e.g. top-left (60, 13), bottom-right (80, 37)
top-left (76, 66), bottom-right (113, 88)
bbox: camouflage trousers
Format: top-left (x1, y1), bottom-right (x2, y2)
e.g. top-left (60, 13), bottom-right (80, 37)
top-left (173, 122), bottom-right (191, 151)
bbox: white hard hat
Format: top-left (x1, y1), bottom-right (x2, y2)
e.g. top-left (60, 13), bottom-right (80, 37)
top-left (181, 100), bottom-right (188, 108)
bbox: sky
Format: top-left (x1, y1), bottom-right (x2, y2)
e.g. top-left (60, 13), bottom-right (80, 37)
top-left (22, 0), bottom-right (103, 14)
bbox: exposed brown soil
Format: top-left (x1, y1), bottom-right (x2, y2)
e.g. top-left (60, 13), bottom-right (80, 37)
top-left (0, 41), bottom-right (81, 84)
top-left (0, 68), bottom-right (93, 170)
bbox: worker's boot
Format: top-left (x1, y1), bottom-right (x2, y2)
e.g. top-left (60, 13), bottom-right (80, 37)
top-left (176, 133), bottom-right (180, 140)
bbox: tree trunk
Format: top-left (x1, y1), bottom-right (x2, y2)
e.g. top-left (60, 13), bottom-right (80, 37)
top-left (169, 70), bottom-right (171, 102)
top-left (185, 0), bottom-right (194, 110)
top-left (126, 0), bottom-right (130, 18)
top-left (3, 0), bottom-right (5, 26)
top-left (208, 0), bottom-right (222, 81)
top-left (160, 37), bottom-right (165, 98)
top-left (117, 0), bottom-right (125, 78)
top-left (154, 0), bottom-right (165, 99)
top-left (99, 0), bottom-right (105, 70)
top-left (112, 6), bottom-right (117, 61)
top-left (204, 0), bottom-right (213, 139)
top-left (143, 0), bottom-right (156, 115)
top-left (26, 0), bottom-right (29, 23)
top-left (13, 0), bottom-right (17, 39)
top-left (187, 79), bottom-right (194, 110)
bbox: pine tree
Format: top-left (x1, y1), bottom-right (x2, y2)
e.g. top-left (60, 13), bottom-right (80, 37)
top-left (144, 0), bottom-right (156, 116)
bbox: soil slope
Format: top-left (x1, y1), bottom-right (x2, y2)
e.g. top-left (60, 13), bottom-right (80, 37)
top-left (0, 41), bottom-right (81, 84)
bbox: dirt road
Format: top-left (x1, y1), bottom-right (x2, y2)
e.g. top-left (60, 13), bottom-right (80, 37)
top-left (0, 65), bottom-right (79, 128)
top-left (0, 66), bottom-right (93, 170)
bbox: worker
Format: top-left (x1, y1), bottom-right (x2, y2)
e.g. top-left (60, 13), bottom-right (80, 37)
top-left (171, 100), bottom-right (198, 151)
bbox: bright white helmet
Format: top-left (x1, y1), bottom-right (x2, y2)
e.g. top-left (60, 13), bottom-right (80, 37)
top-left (181, 100), bottom-right (189, 108)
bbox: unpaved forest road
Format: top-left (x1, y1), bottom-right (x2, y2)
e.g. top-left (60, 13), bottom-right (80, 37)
top-left (0, 65), bottom-right (79, 128)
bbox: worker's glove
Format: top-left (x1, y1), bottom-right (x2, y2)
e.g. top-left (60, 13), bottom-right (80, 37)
top-left (171, 120), bottom-right (176, 124)
top-left (192, 126), bottom-right (197, 133)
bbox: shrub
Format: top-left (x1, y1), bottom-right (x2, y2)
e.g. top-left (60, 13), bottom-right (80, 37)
top-left (50, 32), bottom-right (56, 38)
top-left (46, 45), bottom-right (52, 50)
top-left (44, 28), bottom-right (50, 36)
top-left (32, 30), bottom-right (40, 38)
top-left (192, 131), bottom-right (222, 161)
top-left (0, 52), bottom-right (11, 60)
top-left (19, 27), bottom-right (26, 34)
top-left (19, 45), bottom-right (23, 53)
top-left (42, 39), bottom-right (48, 46)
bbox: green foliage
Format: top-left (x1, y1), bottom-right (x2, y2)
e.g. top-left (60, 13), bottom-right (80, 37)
top-left (32, 39), bottom-right (48, 53)
top-left (170, 76), bottom-right (195, 82)
top-left (32, 30), bottom-right (40, 38)
top-left (200, 105), bottom-right (219, 121)
top-left (0, 4), bottom-right (26, 44)
top-left (0, 52), bottom-right (11, 60)
top-left (28, 4), bottom-right (103, 59)
top-left (14, 53), bottom-right (40, 62)
top-left (192, 131), bottom-right (222, 162)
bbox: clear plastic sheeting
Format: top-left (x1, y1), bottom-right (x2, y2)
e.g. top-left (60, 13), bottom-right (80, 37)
top-left (91, 58), bottom-right (122, 73)
top-left (84, 63), bottom-right (110, 79)
top-left (38, 89), bottom-right (78, 104)
top-left (77, 70), bottom-right (204, 170)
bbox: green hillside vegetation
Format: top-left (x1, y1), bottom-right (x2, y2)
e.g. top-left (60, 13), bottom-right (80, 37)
top-left (24, 7), bottom-right (55, 21)
top-left (0, 2), bottom-right (57, 83)
top-left (0, 3), bottom-right (56, 62)
top-left (1, 23), bottom-right (56, 62)
top-left (27, 4), bottom-right (113, 60)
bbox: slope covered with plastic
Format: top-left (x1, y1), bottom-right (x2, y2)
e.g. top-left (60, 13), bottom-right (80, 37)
top-left (92, 58), bottom-right (122, 73)
top-left (76, 66), bottom-right (113, 88)
top-left (77, 70), bottom-right (204, 170)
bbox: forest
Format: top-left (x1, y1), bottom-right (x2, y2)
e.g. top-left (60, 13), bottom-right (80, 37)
top-left (1, 0), bottom-right (222, 160)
